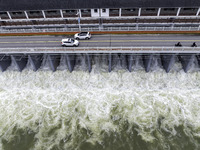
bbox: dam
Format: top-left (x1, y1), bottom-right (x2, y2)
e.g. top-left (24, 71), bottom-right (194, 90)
top-left (1, 0), bottom-right (200, 150)
top-left (0, 47), bottom-right (200, 73)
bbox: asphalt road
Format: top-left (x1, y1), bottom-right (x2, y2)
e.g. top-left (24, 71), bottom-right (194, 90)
top-left (0, 34), bottom-right (200, 48)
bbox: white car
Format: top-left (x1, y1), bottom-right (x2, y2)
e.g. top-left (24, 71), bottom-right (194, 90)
top-left (61, 38), bottom-right (79, 47)
top-left (74, 32), bottom-right (91, 40)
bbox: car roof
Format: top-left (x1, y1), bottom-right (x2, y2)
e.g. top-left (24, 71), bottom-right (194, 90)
top-left (62, 38), bottom-right (73, 42)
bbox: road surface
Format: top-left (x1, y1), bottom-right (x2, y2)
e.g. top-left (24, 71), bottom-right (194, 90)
top-left (0, 34), bottom-right (200, 48)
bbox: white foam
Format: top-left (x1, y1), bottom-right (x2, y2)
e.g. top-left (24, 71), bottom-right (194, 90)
top-left (0, 70), bottom-right (200, 149)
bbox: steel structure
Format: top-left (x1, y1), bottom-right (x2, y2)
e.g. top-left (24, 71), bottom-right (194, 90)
top-left (1, 1), bottom-right (200, 31)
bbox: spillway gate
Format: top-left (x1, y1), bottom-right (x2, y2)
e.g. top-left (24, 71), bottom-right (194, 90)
top-left (0, 47), bottom-right (200, 73)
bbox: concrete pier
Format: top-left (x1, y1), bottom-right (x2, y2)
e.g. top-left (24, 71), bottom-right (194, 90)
top-left (11, 55), bottom-right (28, 71)
top-left (161, 54), bottom-right (177, 73)
top-left (86, 54), bottom-right (92, 73)
top-left (47, 55), bottom-right (60, 72)
top-left (127, 54), bottom-right (134, 72)
top-left (196, 55), bottom-right (200, 67)
top-left (28, 54), bottom-right (43, 71)
top-left (64, 54), bottom-right (76, 72)
top-left (108, 53), bottom-right (112, 72)
top-left (178, 54), bottom-right (196, 73)
top-left (143, 54), bottom-right (153, 72)
top-left (0, 55), bottom-right (11, 72)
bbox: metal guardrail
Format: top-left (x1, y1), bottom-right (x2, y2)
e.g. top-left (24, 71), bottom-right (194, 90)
top-left (0, 47), bottom-right (200, 54)
top-left (0, 26), bottom-right (200, 33)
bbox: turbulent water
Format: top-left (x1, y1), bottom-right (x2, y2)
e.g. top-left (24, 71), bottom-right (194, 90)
top-left (0, 61), bottom-right (200, 150)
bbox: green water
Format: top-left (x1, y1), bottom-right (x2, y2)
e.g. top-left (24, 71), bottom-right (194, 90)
top-left (0, 70), bottom-right (200, 150)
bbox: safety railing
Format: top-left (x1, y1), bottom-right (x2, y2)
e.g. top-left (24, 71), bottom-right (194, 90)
top-left (0, 47), bottom-right (200, 54)
top-left (0, 26), bottom-right (200, 33)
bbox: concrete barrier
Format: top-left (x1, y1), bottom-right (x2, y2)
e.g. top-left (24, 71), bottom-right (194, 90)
top-left (1, 31), bottom-right (200, 36)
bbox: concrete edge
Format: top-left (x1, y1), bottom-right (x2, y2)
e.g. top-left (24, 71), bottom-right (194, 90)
top-left (1, 31), bottom-right (200, 36)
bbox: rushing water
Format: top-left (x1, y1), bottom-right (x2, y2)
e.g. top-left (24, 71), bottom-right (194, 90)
top-left (0, 58), bottom-right (200, 150)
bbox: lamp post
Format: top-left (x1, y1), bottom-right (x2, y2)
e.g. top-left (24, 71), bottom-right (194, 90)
top-left (99, 9), bottom-right (102, 30)
top-left (76, 10), bottom-right (81, 31)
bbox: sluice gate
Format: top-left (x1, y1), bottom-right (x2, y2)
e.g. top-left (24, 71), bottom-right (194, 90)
top-left (0, 53), bottom-right (199, 72)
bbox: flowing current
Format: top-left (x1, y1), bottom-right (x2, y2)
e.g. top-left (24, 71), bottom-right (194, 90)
top-left (0, 57), bottom-right (200, 150)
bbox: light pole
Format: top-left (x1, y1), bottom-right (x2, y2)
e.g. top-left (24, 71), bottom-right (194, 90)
top-left (76, 10), bottom-right (81, 31)
top-left (99, 8), bottom-right (102, 30)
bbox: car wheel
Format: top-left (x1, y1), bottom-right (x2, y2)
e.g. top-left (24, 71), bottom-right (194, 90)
top-left (76, 37), bottom-right (79, 40)
top-left (85, 37), bottom-right (89, 40)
